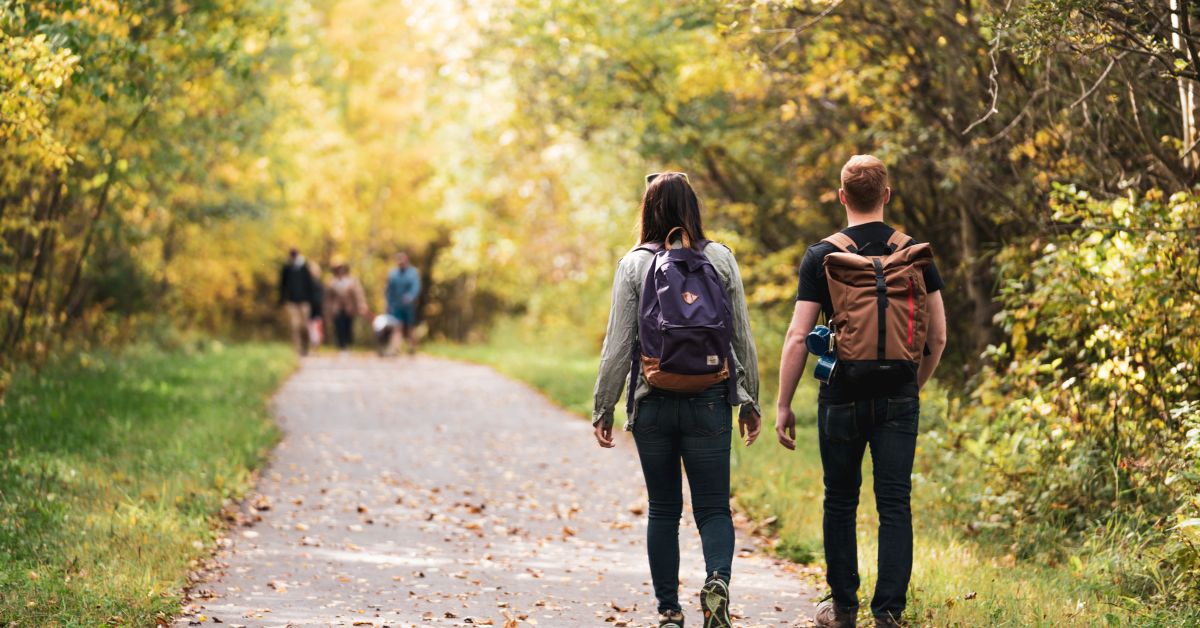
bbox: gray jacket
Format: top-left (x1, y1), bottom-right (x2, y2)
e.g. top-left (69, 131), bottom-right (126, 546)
top-left (592, 242), bottom-right (761, 430)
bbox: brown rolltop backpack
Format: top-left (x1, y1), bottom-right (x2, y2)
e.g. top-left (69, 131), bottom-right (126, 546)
top-left (822, 229), bottom-right (934, 385)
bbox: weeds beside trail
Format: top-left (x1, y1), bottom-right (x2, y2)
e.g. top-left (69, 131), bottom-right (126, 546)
top-left (0, 342), bottom-right (293, 625)
top-left (429, 325), bottom-right (1198, 626)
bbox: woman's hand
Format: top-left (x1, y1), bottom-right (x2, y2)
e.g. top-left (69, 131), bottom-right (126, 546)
top-left (593, 422), bottom-right (615, 448)
top-left (738, 407), bottom-right (761, 446)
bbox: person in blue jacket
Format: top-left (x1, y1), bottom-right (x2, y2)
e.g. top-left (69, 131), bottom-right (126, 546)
top-left (385, 251), bottom-right (421, 355)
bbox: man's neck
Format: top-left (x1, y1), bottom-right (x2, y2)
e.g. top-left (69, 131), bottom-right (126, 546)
top-left (845, 209), bottom-right (884, 227)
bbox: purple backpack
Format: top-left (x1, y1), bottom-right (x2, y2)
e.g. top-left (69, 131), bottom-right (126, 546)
top-left (626, 228), bottom-right (738, 414)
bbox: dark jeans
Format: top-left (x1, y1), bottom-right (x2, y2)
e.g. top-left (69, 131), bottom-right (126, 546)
top-left (632, 384), bottom-right (734, 614)
top-left (818, 396), bottom-right (919, 620)
top-left (333, 312), bottom-right (354, 349)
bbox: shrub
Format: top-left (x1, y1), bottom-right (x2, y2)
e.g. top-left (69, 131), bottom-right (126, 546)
top-left (939, 186), bottom-right (1200, 601)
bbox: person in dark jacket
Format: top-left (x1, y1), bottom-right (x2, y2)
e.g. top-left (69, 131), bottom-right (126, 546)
top-left (280, 248), bottom-right (317, 356)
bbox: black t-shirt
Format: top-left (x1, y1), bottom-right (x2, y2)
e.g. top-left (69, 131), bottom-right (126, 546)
top-left (796, 221), bottom-right (944, 403)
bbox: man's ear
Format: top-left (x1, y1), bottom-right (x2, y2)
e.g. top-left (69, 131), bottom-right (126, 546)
top-left (882, 186), bottom-right (892, 205)
top-left (838, 188), bottom-right (847, 207)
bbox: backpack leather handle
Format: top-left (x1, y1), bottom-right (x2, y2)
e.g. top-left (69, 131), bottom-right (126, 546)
top-left (665, 226), bottom-right (692, 250)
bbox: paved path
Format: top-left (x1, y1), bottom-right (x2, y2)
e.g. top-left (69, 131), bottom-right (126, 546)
top-left (179, 355), bottom-right (817, 627)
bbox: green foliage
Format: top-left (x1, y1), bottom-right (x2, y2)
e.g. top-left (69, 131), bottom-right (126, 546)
top-left (0, 0), bottom-right (289, 390)
top-left (939, 188), bottom-right (1200, 602)
top-left (0, 342), bottom-right (293, 624)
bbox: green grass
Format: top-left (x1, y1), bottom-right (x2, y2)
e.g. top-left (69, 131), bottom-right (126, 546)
top-left (428, 328), bottom-right (1198, 626)
top-left (0, 342), bottom-right (294, 626)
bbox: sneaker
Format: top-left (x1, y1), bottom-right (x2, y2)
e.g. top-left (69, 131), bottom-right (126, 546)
top-left (813, 600), bottom-right (856, 628)
top-left (700, 572), bottom-right (732, 628)
top-left (873, 613), bottom-right (903, 627)
top-left (658, 610), bottom-right (685, 628)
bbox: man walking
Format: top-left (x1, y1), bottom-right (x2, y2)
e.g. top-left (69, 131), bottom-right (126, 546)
top-left (775, 156), bottom-right (948, 627)
top-left (385, 251), bottom-right (421, 355)
top-left (279, 247), bottom-right (318, 356)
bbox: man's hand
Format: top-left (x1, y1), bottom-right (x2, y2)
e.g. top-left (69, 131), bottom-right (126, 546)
top-left (917, 290), bottom-right (948, 391)
top-left (738, 407), bottom-right (761, 446)
top-left (776, 300), bottom-right (820, 451)
top-left (593, 422), bottom-right (615, 448)
top-left (775, 406), bottom-right (797, 450)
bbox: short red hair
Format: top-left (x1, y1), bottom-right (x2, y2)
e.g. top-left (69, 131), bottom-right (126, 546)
top-left (840, 155), bottom-right (889, 211)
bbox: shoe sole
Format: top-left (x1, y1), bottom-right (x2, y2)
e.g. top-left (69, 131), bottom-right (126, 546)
top-left (701, 580), bottom-right (732, 628)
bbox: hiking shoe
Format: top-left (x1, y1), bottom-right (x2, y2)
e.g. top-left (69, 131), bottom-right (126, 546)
top-left (658, 609), bottom-right (685, 628)
top-left (813, 600), bottom-right (856, 628)
top-left (873, 613), bottom-right (903, 627)
top-left (700, 572), bottom-right (732, 628)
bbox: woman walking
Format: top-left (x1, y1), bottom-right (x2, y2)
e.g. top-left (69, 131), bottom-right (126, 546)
top-left (326, 258), bottom-right (369, 352)
top-left (592, 172), bottom-right (761, 628)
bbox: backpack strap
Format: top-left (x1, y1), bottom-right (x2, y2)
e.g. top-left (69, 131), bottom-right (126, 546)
top-left (886, 230), bottom-right (914, 252)
top-left (626, 247), bottom-right (663, 416)
top-left (823, 232), bottom-right (858, 254)
top-left (631, 242), bottom-right (662, 255)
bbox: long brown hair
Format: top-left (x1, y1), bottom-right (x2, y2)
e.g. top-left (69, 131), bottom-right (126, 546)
top-left (638, 172), bottom-right (706, 247)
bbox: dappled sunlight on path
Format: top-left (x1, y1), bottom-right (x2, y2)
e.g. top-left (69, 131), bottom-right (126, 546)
top-left (178, 355), bottom-right (816, 626)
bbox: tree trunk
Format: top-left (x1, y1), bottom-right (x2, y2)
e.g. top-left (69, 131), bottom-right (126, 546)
top-left (1172, 0), bottom-right (1198, 172)
top-left (958, 203), bottom-right (994, 359)
top-left (3, 178), bottom-right (63, 355)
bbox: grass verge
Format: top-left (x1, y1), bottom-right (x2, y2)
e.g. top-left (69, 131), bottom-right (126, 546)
top-left (0, 342), bottom-right (294, 626)
top-left (427, 326), bottom-right (1194, 626)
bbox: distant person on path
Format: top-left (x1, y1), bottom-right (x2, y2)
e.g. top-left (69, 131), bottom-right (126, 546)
top-left (279, 248), bottom-right (317, 356)
top-left (385, 251), bottom-right (421, 355)
top-left (308, 261), bottom-right (325, 350)
top-left (775, 156), bottom-right (948, 628)
top-left (327, 257), bottom-right (369, 353)
top-left (592, 172), bottom-right (762, 628)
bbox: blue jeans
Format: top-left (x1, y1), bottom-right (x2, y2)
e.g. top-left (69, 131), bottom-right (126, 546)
top-left (818, 396), bottom-right (919, 620)
top-left (632, 384), bottom-right (734, 614)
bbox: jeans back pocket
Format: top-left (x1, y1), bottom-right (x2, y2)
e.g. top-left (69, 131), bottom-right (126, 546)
top-left (819, 402), bottom-right (859, 442)
top-left (635, 396), bottom-right (664, 434)
top-left (884, 396), bottom-right (920, 435)
top-left (685, 398), bottom-right (731, 437)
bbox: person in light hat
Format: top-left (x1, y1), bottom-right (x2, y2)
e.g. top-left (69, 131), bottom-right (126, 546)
top-left (326, 255), bottom-right (369, 353)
